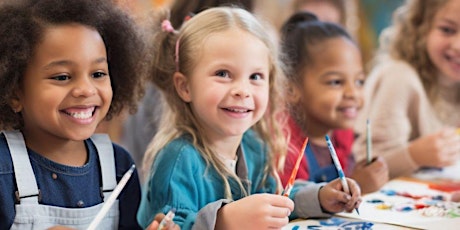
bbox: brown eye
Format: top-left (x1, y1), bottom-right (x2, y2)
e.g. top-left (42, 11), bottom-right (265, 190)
top-left (92, 71), bottom-right (107, 78)
top-left (52, 75), bottom-right (70, 81)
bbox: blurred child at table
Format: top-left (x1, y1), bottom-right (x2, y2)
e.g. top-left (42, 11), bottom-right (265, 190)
top-left (291, 0), bottom-right (345, 25)
top-left (278, 11), bottom-right (388, 194)
top-left (137, 6), bottom-right (361, 230)
top-left (353, 0), bottom-right (460, 179)
top-left (0, 0), bottom-right (153, 228)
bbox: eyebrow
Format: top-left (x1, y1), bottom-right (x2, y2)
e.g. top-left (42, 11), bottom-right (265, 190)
top-left (43, 57), bottom-right (107, 70)
top-left (438, 18), bottom-right (457, 26)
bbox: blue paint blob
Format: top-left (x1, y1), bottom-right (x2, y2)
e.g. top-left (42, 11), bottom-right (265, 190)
top-left (340, 221), bottom-right (374, 230)
top-left (319, 217), bottom-right (346, 226)
top-left (367, 199), bottom-right (384, 203)
top-left (381, 189), bottom-right (397, 196)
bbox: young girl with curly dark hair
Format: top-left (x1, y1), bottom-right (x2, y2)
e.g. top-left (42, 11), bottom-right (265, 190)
top-left (0, 0), bottom-right (155, 229)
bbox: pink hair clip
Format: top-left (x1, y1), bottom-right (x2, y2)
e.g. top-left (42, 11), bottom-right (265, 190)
top-left (161, 19), bottom-right (174, 33)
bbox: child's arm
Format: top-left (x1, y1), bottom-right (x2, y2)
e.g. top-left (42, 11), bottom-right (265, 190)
top-left (351, 156), bottom-right (389, 194)
top-left (137, 139), bottom-right (242, 229)
top-left (288, 180), bottom-right (333, 219)
top-left (214, 193), bottom-right (294, 230)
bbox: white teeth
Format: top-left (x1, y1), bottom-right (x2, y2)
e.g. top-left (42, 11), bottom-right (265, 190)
top-left (69, 111), bottom-right (93, 119)
top-left (227, 108), bottom-right (248, 113)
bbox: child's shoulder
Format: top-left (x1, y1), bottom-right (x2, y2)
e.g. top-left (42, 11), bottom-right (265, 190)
top-left (156, 135), bottom-right (205, 163)
top-left (371, 56), bottom-right (419, 83)
top-left (368, 56), bottom-right (424, 93)
top-left (242, 129), bottom-right (264, 148)
top-left (241, 129), bottom-right (268, 159)
top-left (0, 133), bottom-right (13, 173)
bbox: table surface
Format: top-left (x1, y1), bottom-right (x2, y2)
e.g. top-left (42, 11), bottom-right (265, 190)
top-left (284, 162), bottom-right (460, 230)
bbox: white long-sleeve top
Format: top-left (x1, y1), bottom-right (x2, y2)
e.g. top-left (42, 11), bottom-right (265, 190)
top-left (353, 55), bottom-right (460, 178)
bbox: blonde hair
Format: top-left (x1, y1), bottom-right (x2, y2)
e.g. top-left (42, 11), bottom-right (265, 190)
top-left (143, 6), bottom-right (287, 198)
top-left (379, 0), bottom-right (449, 101)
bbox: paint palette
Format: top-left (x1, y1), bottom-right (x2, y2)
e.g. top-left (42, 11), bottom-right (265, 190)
top-left (337, 179), bottom-right (460, 229)
top-left (284, 217), bottom-right (396, 230)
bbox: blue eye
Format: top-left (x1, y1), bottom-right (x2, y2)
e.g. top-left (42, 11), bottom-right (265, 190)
top-left (215, 70), bottom-right (229, 78)
top-left (250, 73), bottom-right (263, 80)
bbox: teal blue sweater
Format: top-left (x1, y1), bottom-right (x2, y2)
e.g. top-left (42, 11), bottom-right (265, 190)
top-left (137, 130), bottom-right (329, 229)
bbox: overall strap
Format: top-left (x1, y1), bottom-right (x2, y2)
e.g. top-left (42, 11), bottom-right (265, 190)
top-left (3, 130), bottom-right (39, 204)
top-left (90, 134), bottom-right (116, 201)
top-left (305, 142), bottom-right (320, 182)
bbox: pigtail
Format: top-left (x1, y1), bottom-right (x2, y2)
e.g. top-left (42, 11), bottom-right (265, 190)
top-left (147, 9), bottom-right (179, 92)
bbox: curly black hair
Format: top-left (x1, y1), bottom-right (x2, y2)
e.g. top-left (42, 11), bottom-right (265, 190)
top-left (0, 0), bottom-right (148, 130)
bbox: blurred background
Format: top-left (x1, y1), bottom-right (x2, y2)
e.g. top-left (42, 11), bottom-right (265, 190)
top-left (115, 0), bottom-right (404, 68)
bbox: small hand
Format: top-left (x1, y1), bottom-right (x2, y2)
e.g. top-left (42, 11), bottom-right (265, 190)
top-left (319, 178), bottom-right (362, 213)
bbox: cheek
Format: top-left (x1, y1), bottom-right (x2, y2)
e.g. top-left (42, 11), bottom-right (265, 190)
top-left (357, 91), bottom-right (365, 108)
top-left (256, 88), bottom-right (270, 111)
top-left (426, 31), bottom-right (440, 59)
top-left (100, 82), bottom-right (113, 102)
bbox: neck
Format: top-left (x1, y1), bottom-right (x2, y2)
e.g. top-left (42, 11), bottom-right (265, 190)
top-left (302, 118), bottom-right (331, 146)
top-left (21, 130), bottom-right (87, 166)
top-left (208, 135), bottom-right (242, 160)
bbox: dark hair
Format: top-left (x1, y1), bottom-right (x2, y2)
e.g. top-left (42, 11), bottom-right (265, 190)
top-left (280, 11), bottom-right (353, 84)
top-left (291, 0), bottom-right (346, 25)
top-left (0, 0), bottom-right (148, 129)
top-left (169, 0), bottom-right (254, 28)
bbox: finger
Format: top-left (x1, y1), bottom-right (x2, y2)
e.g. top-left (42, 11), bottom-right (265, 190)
top-left (147, 221), bottom-right (159, 230)
top-left (269, 206), bottom-right (292, 218)
top-left (154, 213), bottom-right (166, 223)
top-left (332, 189), bottom-right (351, 204)
top-left (269, 195), bottom-right (295, 211)
top-left (266, 216), bottom-right (290, 229)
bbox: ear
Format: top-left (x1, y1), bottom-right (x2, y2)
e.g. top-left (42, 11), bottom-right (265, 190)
top-left (286, 83), bottom-right (301, 104)
top-left (9, 90), bottom-right (23, 113)
top-left (173, 72), bottom-right (192, 102)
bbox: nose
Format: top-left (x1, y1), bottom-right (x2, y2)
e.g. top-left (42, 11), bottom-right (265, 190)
top-left (344, 81), bottom-right (359, 99)
top-left (231, 79), bottom-right (250, 99)
top-left (71, 76), bottom-right (97, 97)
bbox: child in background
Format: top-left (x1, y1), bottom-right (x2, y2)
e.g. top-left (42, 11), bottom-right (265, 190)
top-left (353, 0), bottom-right (460, 179)
top-left (291, 0), bottom-right (345, 25)
top-left (0, 0), bottom-right (169, 229)
top-left (278, 11), bottom-right (388, 194)
top-left (137, 6), bottom-right (361, 230)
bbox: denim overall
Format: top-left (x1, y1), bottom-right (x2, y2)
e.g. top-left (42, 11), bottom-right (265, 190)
top-left (4, 131), bottom-right (119, 229)
top-left (305, 142), bottom-right (339, 183)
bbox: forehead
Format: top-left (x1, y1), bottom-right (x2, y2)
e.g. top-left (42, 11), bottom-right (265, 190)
top-left (192, 27), bottom-right (271, 68)
top-left (30, 24), bottom-right (106, 65)
top-left (433, 0), bottom-right (460, 21)
top-left (38, 24), bottom-right (103, 50)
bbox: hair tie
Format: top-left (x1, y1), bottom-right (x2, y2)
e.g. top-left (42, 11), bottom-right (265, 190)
top-left (161, 19), bottom-right (174, 33)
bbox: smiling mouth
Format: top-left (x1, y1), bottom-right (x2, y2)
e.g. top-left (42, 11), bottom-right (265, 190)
top-left (223, 108), bottom-right (252, 113)
top-left (63, 107), bottom-right (96, 119)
